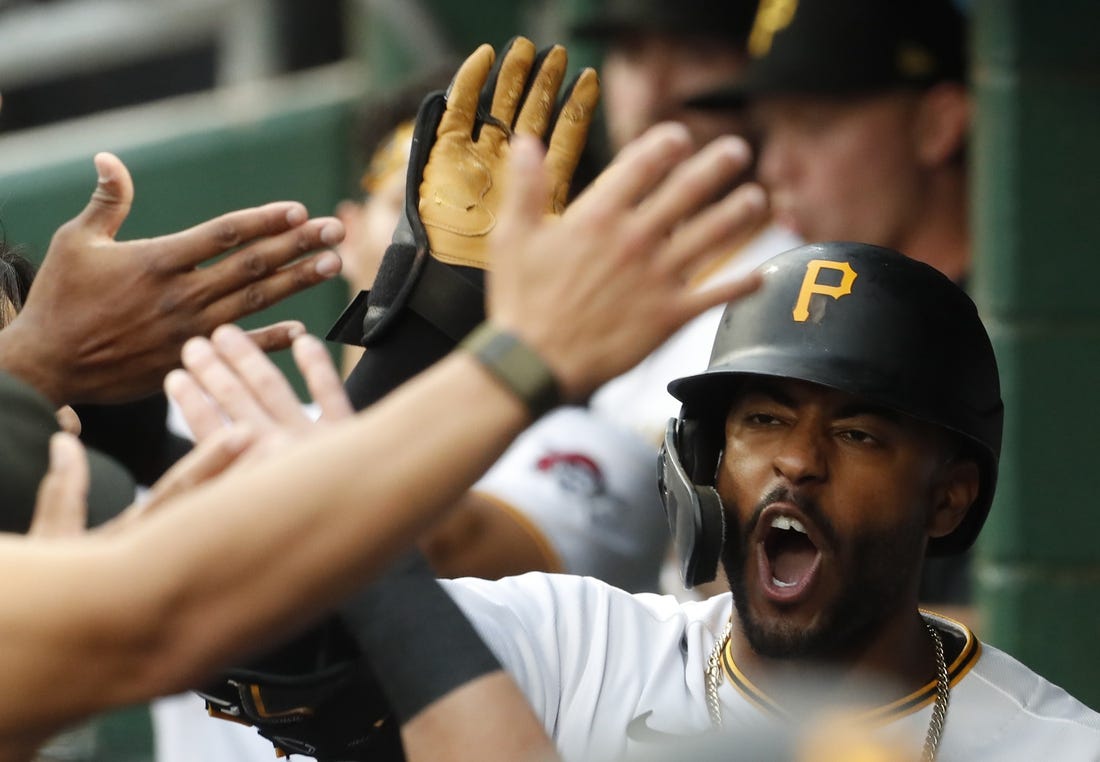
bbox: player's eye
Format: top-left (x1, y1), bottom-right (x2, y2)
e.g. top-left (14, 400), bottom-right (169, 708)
top-left (837, 428), bottom-right (879, 446)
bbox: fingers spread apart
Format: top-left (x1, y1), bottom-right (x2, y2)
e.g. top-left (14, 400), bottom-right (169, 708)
top-left (153, 202), bottom-right (340, 271)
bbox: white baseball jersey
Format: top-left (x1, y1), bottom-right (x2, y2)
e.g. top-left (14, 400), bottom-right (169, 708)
top-left (442, 573), bottom-right (1100, 762)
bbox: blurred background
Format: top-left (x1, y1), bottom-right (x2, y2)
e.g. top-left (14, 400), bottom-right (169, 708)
top-left (1, 1), bottom-right (1097, 760)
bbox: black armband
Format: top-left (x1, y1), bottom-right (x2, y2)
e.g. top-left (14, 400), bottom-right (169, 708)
top-left (339, 553), bottom-right (500, 722)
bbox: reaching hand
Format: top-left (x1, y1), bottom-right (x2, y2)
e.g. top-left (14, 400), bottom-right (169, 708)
top-left (487, 125), bottom-right (769, 401)
top-left (0, 152), bottom-right (345, 405)
top-left (166, 323), bottom-right (352, 461)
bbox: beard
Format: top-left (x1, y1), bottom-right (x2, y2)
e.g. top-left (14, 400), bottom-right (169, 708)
top-left (722, 487), bottom-right (926, 659)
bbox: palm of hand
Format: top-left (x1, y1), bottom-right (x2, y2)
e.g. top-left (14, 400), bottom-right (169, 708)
top-left (419, 134), bottom-right (502, 265)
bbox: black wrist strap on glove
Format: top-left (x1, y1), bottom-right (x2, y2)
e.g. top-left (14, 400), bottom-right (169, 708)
top-left (341, 304), bottom-right (460, 411)
top-left (339, 552), bottom-right (501, 723)
top-left (337, 259), bottom-right (486, 412)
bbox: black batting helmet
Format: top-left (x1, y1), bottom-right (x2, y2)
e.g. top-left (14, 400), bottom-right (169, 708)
top-left (658, 242), bottom-right (1003, 588)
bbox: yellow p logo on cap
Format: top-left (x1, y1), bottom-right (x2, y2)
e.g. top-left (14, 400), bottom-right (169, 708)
top-left (749, 0), bottom-right (799, 58)
top-left (792, 260), bottom-right (858, 322)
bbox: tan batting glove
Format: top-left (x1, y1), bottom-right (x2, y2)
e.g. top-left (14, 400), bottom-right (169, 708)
top-left (419, 37), bottom-right (600, 269)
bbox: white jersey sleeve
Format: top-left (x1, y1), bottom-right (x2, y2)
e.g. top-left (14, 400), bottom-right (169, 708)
top-left (471, 407), bottom-right (670, 593)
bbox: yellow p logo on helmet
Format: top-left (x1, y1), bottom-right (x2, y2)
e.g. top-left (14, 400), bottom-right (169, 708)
top-left (792, 260), bottom-right (858, 322)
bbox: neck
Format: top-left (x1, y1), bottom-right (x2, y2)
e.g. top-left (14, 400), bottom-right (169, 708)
top-left (728, 608), bottom-right (937, 717)
top-left (897, 170), bottom-right (970, 284)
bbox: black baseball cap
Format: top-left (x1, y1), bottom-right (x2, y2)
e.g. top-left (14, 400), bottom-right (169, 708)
top-left (691, 0), bottom-right (967, 108)
top-left (569, 0), bottom-right (757, 45)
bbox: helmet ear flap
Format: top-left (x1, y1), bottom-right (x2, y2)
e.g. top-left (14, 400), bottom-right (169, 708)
top-left (658, 415), bottom-right (725, 588)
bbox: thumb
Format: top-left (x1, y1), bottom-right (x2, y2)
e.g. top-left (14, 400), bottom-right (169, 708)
top-left (29, 432), bottom-right (90, 538)
top-left (76, 152), bottom-right (134, 239)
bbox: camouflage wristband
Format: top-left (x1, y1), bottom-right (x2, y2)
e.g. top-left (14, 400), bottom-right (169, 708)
top-left (460, 322), bottom-right (561, 419)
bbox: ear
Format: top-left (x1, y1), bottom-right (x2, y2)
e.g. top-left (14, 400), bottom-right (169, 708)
top-left (913, 83), bottom-right (971, 167)
top-left (927, 458), bottom-right (980, 539)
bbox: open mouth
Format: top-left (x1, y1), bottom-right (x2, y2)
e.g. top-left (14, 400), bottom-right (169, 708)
top-left (758, 514), bottom-right (822, 602)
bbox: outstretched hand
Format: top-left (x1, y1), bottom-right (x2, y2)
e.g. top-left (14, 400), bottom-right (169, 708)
top-left (166, 323), bottom-right (351, 461)
top-left (488, 125), bottom-right (768, 401)
top-left (0, 152), bottom-right (345, 405)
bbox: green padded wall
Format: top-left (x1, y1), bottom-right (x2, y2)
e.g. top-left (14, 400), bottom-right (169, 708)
top-left (972, 0), bottom-right (1100, 708)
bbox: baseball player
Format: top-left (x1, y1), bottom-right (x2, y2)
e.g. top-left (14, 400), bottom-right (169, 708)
top-left (438, 242), bottom-right (1100, 761)
top-left (169, 240), bottom-right (1100, 762)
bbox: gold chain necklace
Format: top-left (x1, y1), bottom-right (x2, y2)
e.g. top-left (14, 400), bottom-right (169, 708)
top-left (705, 619), bottom-right (950, 762)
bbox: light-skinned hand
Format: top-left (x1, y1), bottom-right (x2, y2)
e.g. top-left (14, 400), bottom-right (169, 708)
top-left (166, 323), bottom-right (351, 461)
top-left (488, 125), bottom-right (768, 400)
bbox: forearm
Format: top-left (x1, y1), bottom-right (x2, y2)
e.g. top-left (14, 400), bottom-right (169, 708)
top-left (419, 491), bottom-right (560, 579)
top-left (401, 672), bottom-right (560, 762)
top-left (0, 351), bottom-right (529, 740)
top-left (112, 352), bottom-right (529, 691)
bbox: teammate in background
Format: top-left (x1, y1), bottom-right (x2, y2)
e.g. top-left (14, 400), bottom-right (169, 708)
top-left (691, 0), bottom-right (976, 613)
top-left (698, 0), bottom-right (971, 281)
top-left (571, 0), bottom-right (755, 161)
